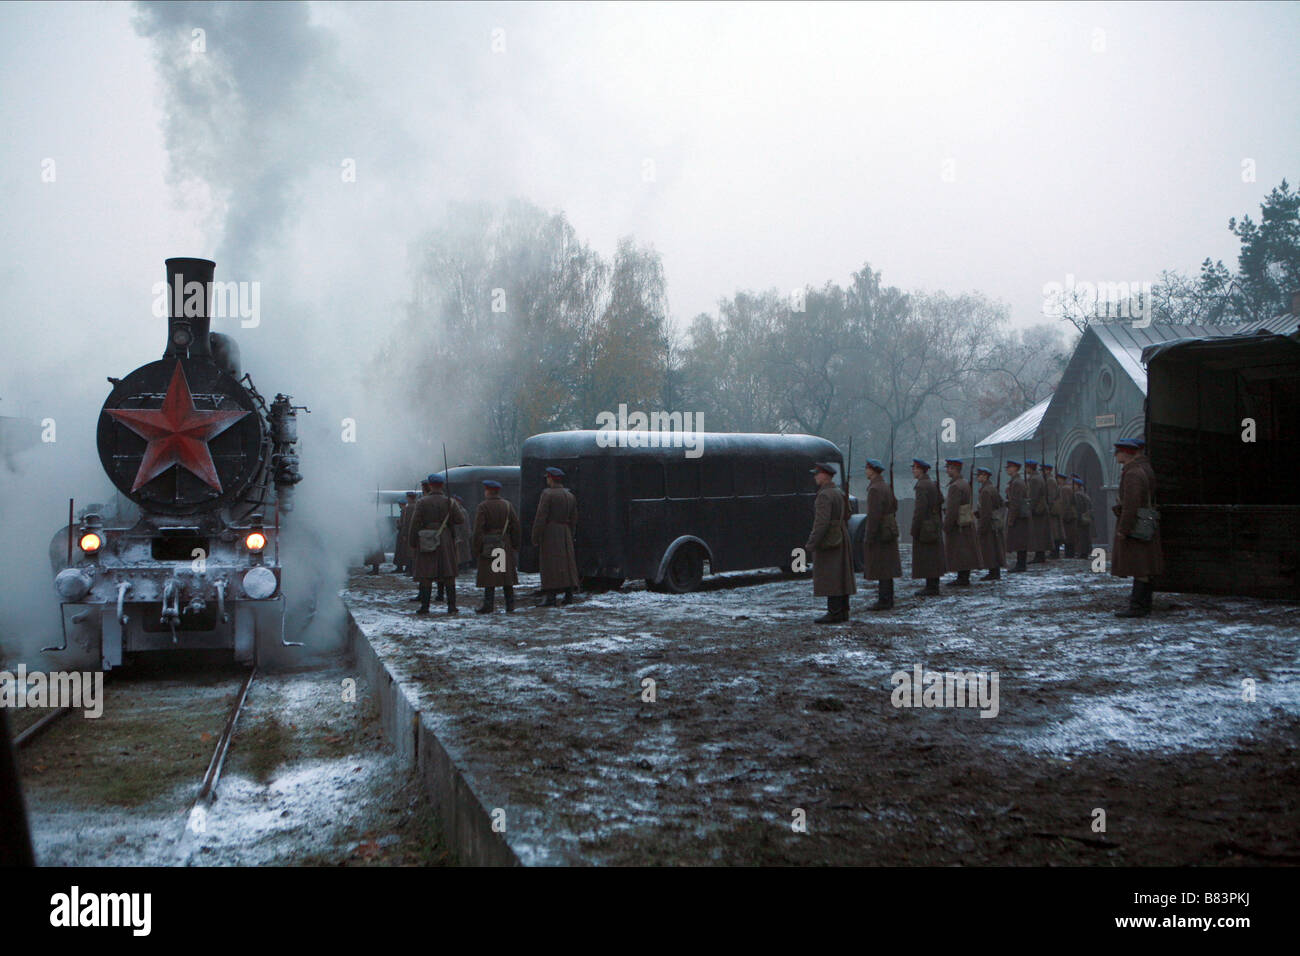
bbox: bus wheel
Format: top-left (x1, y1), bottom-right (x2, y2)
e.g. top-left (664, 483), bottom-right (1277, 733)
top-left (664, 545), bottom-right (705, 593)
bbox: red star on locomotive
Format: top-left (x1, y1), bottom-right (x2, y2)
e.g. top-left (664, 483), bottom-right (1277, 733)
top-left (104, 361), bottom-right (250, 492)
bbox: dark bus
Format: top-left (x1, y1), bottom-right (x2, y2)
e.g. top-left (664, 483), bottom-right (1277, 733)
top-left (1144, 329), bottom-right (1300, 599)
top-left (519, 431), bottom-right (862, 592)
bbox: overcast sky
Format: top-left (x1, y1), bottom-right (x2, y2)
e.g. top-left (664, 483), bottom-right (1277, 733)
top-left (3, 0), bottom-right (1299, 411)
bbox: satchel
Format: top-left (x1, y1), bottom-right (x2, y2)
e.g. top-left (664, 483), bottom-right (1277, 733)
top-left (481, 511), bottom-right (510, 558)
top-left (918, 516), bottom-right (941, 544)
top-left (879, 512), bottom-right (899, 543)
top-left (992, 510), bottom-right (1005, 534)
top-left (1032, 494), bottom-right (1047, 516)
top-left (957, 503), bottom-right (973, 528)
top-left (418, 507), bottom-right (451, 552)
top-left (1018, 498), bottom-right (1031, 518)
top-left (1079, 508), bottom-right (1092, 527)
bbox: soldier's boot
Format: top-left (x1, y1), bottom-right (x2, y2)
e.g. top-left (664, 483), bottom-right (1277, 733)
top-left (446, 580), bottom-right (459, 615)
top-left (814, 597), bottom-right (838, 624)
top-left (416, 582), bottom-right (432, 615)
top-left (869, 578), bottom-right (894, 611)
top-left (475, 587), bottom-right (495, 614)
top-left (836, 594), bottom-right (850, 622)
top-left (541, 591), bottom-right (558, 608)
top-left (1114, 579), bottom-right (1148, 618)
top-left (435, 582), bottom-right (445, 602)
top-left (1030, 551), bottom-right (1046, 564)
top-left (914, 578), bottom-right (941, 596)
top-left (503, 586), bottom-right (516, 614)
top-left (1011, 551), bottom-right (1028, 572)
top-left (981, 566), bottom-right (1001, 581)
top-left (1139, 579), bottom-right (1154, 613)
top-left (950, 570), bottom-right (971, 586)
top-left (562, 589), bottom-right (575, 606)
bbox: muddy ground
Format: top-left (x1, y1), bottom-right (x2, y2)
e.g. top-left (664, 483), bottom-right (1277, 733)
top-left (345, 555), bottom-right (1299, 866)
top-left (17, 661), bottom-right (452, 866)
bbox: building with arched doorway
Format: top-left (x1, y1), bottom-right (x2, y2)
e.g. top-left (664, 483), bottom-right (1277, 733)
top-left (976, 322), bottom-right (1252, 543)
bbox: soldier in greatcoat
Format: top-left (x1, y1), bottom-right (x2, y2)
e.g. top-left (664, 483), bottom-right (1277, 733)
top-left (1111, 438), bottom-right (1164, 617)
top-left (532, 466), bottom-right (581, 607)
top-left (407, 472), bottom-right (463, 615)
top-left (1057, 472), bottom-right (1077, 558)
top-left (805, 462), bottom-right (856, 623)
top-left (1072, 475), bottom-right (1094, 559)
top-left (472, 479), bottom-right (522, 614)
top-left (909, 458), bottom-right (946, 595)
top-left (394, 491), bottom-right (417, 574)
top-left (974, 465), bottom-right (1004, 580)
top-left (1043, 463), bottom-right (1063, 559)
top-left (862, 459), bottom-right (902, 611)
top-left (452, 495), bottom-right (473, 569)
top-left (1025, 460), bottom-right (1051, 563)
top-left (407, 480), bottom-right (431, 602)
top-left (1004, 460), bottom-right (1029, 572)
top-left (941, 458), bottom-right (982, 587)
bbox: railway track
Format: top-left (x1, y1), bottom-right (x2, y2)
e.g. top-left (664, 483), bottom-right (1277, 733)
top-left (186, 666), bottom-right (256, 837)
top-left (14, 706), bottom-right (73, 751)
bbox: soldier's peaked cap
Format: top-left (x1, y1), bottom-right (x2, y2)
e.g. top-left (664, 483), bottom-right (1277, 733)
top-left (1072, 475), bottom-right (1084, 484)
top-left (944, 458), bottom-right (963, 467)
top-left (482, 479), bottom-right (502, 489)
top-left (912, 458), bottom-right (931, 470)
top-left (427, 473), bottom-right (445, 484)
top-left (975, 466), bottom-right (993, 475)
top-left (865, 458), bottom-right (885, 471)
top-left (1114, 438), bottom-right (1142, 451)
top-left (810, 462), bottom-right (836, 475)
top-left (1006, 459), bottom-right (1021, 467)
top-left (1024, 459), bottom-right (1038, 466)
top-left (545, 466), bottom-right (565, 477)
top-left (1043, 463), bottom-right (1054, 470)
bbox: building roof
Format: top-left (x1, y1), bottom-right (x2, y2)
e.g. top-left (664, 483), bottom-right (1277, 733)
top-left (975, 397), bottom-right (1050, 448)
top-left (1234, 312), bottom-right (1300, 336)
top-left (1090, 322), bottom-right (1237, 396)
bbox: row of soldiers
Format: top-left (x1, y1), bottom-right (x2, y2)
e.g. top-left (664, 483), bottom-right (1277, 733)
top-left (394, 468), bottom-right (582, 615)
top-left (805, 436), bottom-right (1162, 622)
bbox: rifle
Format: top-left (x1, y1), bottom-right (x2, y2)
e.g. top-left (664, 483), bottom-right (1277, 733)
top-left (935, 427), bottom-right (942, 519)
top-left (844, 436), bottom-right (853, 497)
top-left (442, 442), bottom-right (453, 541)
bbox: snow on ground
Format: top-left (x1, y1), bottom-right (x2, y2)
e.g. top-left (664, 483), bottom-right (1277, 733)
top-left (345, 556), bottom-right (1300, 865)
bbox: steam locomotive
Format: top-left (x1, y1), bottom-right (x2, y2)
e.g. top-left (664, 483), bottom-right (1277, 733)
top-left (49, 258), bottom-right (305, 670)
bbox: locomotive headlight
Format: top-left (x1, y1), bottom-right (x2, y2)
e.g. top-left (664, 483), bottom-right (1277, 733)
top-left (242, 566), bottom-right (277, 599)
top-left (79, 532), bottom-right (103, 553)
top-left (171, 325), bottom-right (192, 350)
top-left (54, 568), bottom-right (92, 601)
top-left (244, 531), bottom-right (267, 552)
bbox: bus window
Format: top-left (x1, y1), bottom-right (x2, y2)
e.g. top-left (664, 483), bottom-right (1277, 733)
top-left (701, 458), bottom-right (733, 497)
top-left (735, 463), bottom-right (765, 497)
top-left (666, 460), bottom-right (699, 498)
top-left (627, 460), bottom-right (665, 499)
top-left (797, 466), bottom-right (819, 494)
top-left (765, 461), bottom-right (796, 494)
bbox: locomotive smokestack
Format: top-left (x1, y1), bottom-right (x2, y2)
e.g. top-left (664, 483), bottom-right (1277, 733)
top-left (164, 257), bottom-right (216, 359)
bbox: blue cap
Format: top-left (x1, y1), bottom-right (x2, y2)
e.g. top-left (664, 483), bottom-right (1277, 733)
top-left (975, 466), bottom-right (992, 476)
top-left (1132, 438), bottom-right (1146, 447)
top-left (482, 479), bottom-right (502, 489)
top-left (865, 458), bottom-right (884, 472)
top-left (545, 466), bottom-right (565, 478)
top-left (810, 462), bottom-right (836, 476)
top-left (1025, 459), bottom-right (1038, 466)
top-left (1072, 475), bottom-right (1084, 484)
top-left (944, 458), bottom-right (963, 467)
top-left (912, 458), bottom-right (931, 470)
top-left (1006, 459), bottom-right (1021, 467)
top-left (427, 473), bottom-right (445, 485)
top-left (1042, 463), bottom-right (1054, 470)
top-left (1114, 438), bottom-right (1142, 451)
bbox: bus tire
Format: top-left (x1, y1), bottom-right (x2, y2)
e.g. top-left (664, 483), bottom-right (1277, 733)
top-left (663, 544), bottom-right (705, 593)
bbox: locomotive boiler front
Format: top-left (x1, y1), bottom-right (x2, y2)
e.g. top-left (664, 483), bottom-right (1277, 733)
top-left (52, 258), bottom-right (304, 671)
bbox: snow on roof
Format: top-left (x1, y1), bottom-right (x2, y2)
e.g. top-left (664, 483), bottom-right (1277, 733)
top-left (975, 396), bottom-right (1050, 448)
